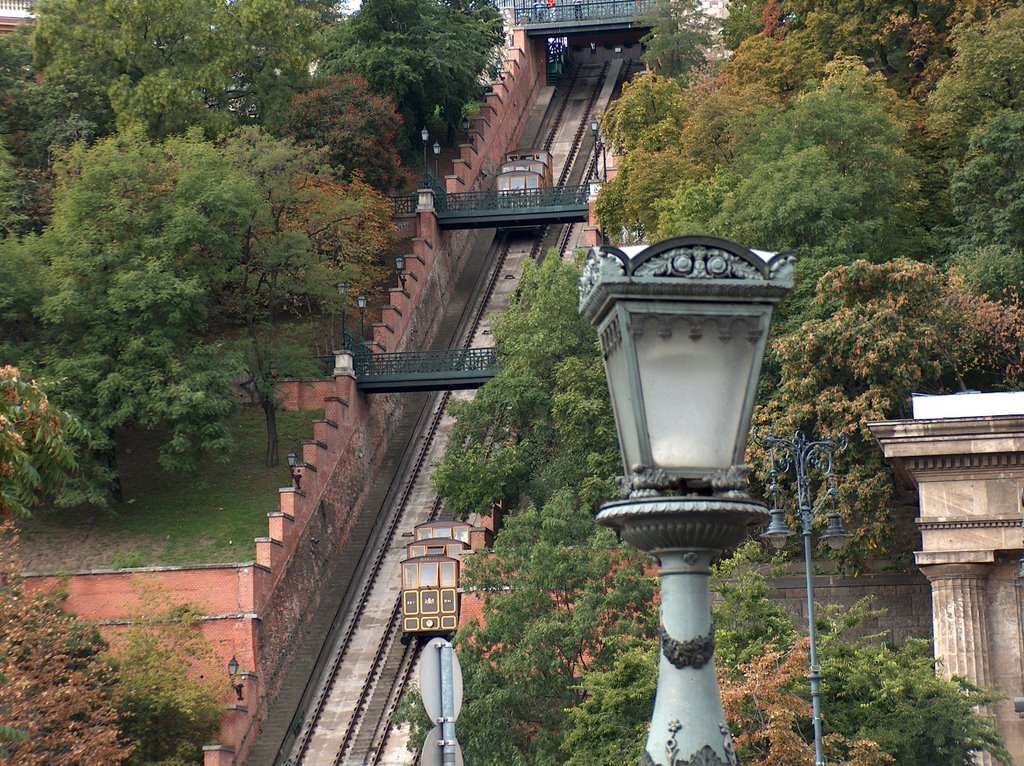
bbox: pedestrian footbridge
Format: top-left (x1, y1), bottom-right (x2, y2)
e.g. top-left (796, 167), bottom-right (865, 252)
top-left (354, 347), bottom-right (499, 393)
top-left (511, 0), bottom-right (655, 36)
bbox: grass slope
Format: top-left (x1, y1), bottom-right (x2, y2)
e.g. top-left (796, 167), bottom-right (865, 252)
top-left (18, 407), bottom-right (323, 572)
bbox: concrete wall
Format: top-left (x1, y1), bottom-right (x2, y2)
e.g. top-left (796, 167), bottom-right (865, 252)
top-left (765, 570), bottom-right (933, 645)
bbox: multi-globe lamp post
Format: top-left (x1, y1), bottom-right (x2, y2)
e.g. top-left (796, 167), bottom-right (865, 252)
top-left (578, 236), bottom-right (795, 766)
top-left (760, 431), bottom-right (850, 766)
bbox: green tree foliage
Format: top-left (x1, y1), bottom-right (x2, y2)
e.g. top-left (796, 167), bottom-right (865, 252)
top-left (31, 0), bottom-right (319, 139)
top-left (319, 0), bottom-right (503, 142)
top-left (35, 131), bottom-right (248, 495)
top-left (722, 31), bottom-right (828, 99)
top-left (658, 59), bottom-right (936, 322)
top-left (753, 259), bottom-right (1024, 565)
top-left (456, 491), bottom-right (656, 766)
top-left (0, 237), bottom-right (44, 358)
top-left (431, 256), bottom-right (618, 517)
top-left (601, 75), bottom-right (688, 156)
top-left (0, 27), bottom-right (106, 172)
top-left (561, 644), bottom-right (655, 766)
top-left (721, 0), bottom-right (768, 50)
top-left (822, 632), bottom-right (1010, 766)
top-left (928, 5), bottom-right (1024, 152)
top-left (638, 0), bottom-right (717, 81)
top-left (949, 107), bottom-right (1024, 247)
top-left (284, 73), bottom-right (409, 192)
top-left (0, 367), bottom-right (79, 518)
top-left (779, 0), bottom-right (1003, 97)
top-left (595, 75), bottom-right (692, 242)
top-left (564, 544), bottom-right (1009, 766)
top-left (113, 605), bottom-right (224, 766)
top-left (218, 127), bottom-right (395, 466)
top-left (0, 27), bottom-right (115, 235)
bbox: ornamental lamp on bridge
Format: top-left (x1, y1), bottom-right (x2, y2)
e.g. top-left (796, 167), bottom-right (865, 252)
top-left (578, 236), bottom-right (795, 766)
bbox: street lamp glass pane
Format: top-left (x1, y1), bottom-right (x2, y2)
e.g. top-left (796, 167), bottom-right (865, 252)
top-left (633, 312), bottom-right (758, 472)
top-left (604, 336), bottom-right (643, 473)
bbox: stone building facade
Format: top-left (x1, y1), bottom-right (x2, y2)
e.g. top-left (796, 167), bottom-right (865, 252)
top-left (870, 393), bottom-right (1024, 765)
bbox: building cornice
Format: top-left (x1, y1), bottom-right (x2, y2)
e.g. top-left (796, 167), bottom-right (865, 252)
top-left (917, 517), bottom-right (1021, 531)
top-left (868, 415), bottom-right (1024, 485)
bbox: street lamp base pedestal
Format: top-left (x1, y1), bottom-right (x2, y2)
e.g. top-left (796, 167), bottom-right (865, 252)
top-left (596, 496), bottom-right (766, 766)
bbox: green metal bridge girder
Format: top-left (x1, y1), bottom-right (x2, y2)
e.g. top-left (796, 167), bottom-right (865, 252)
top-left (354, 347), bottom-right (499, 393)
top-left (433, 184), bottom-right (591, 229)
top-left (511, 0), bottom-right (655, 35)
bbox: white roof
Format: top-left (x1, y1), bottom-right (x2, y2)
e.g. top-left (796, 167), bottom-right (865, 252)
top-left (911, 391), bottom-right (1024, 419)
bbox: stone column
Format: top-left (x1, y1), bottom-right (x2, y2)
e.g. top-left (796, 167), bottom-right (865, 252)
top-left (921, 562), bottom-right (995, 766)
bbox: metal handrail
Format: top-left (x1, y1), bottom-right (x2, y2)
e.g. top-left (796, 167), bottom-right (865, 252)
top-left (354, 347), bottom-right (498, 378)
top-left (390, 195), bottom-right (416, 216)
top-left (512, 0), bottom-right (655, 25)
top-left (0, 0), bottom-right (32, 12)
top-left (435, 184), bottom-right (590, 215)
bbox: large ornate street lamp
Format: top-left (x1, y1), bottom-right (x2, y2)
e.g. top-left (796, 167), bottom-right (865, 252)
top-left (578, 236), bottom-right (795, 766)
top-left (760, 431), bottom-right (849, 766)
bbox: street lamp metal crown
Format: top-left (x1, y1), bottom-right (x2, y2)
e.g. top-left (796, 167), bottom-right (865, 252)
top-left (579, 236), bottom-right (795, 496)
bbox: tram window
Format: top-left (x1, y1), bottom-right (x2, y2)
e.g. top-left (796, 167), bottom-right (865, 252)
top-left (403, 562), bottom-right (418, 588)
top-left (426, 544), bottom-right (446, 555)
top-left (440, 561), bottom-right (457, 587)
top-left (420, 562), bottom-right (439, 587)
top-left (409, 544), bottom-right (428, 557)
top-left (453, 527), bottom-right (470, 543)
top-left (415, 528), bottom-right (430, 541)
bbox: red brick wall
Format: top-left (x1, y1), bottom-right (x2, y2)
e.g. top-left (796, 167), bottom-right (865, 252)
top-left (277, 379), bottom-right (337, 412)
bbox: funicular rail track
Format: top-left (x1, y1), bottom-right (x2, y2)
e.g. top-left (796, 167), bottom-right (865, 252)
top-left (529, 61), bottom-right (609, 262)
top-left (280, 59), bottom-right (619, 766)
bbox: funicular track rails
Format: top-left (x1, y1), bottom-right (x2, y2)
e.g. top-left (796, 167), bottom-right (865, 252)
top-left (281, 59), bottom-right (621, 766)
top-left (287, 241), bottom-right (509, 766)
top-left (529, 61), bottom-right (609, 262)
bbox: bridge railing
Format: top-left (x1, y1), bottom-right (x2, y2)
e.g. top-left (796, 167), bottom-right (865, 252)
top-left (512, 0), bottom-right (655, 25)
top-left (0, 0), bottom-right (32, 13)
top-left (390, 194), bottom-right (417, 216)
top-left (435, 184), bottom-right (590, 215)
top-left (354, 347), bottom-right (498, 378)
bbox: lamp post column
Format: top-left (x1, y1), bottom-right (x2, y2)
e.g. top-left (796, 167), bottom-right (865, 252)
top-left (597, 496), bottom-right (765, 765)
top-left (337, 281), bottom-right (349, 350)
top-left (801, 504), bottom-right (825, 766)
top-left (421, 127), bottom-right (429, 185)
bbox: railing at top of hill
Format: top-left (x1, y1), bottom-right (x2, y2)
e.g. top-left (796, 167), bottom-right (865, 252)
top-left (434, 184), bottom-right (590, 216)
top-left (511, 0), bottom-right (655, 26)
top-left (0, 0), bottom-right (32, 14)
